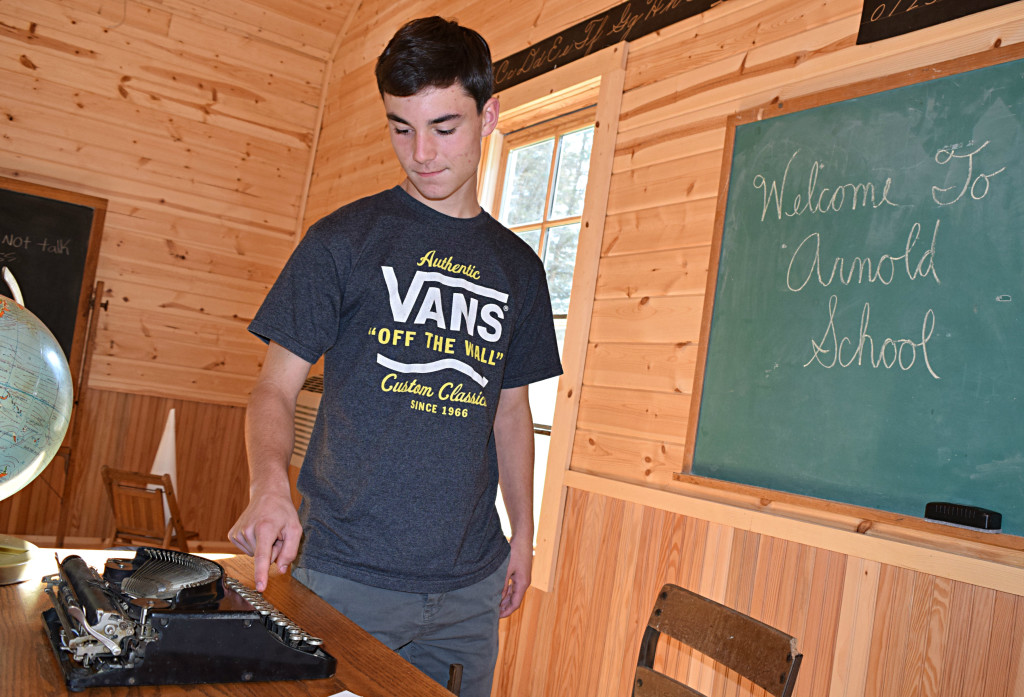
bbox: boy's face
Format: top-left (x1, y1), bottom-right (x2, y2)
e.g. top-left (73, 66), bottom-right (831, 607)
top-left (383, 84), bottom-right (499, 218)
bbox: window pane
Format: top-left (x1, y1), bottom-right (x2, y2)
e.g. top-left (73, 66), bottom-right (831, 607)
top-left (514, 229), bottom-right (542, 257)
top-left (543, 224), bottom-right (580, 314)
top-left (499, 139), bottom-right (554, 227)
top-left (549, 127), bottom-right (594, 220)
top-left (529, 317), bottom-right (564, 429)
top-left (530, 373), bottom-right (558, 429)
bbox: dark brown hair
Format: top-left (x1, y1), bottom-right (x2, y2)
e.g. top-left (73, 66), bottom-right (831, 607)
top-left (375, 16), bottom-right (494, 112)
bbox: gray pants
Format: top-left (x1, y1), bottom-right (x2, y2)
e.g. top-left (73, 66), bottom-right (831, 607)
top-left (292, 559), bottom-right (508, 697)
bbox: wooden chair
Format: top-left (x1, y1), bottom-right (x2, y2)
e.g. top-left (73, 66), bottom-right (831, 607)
top-left (100, 466), bottom-right (198, 553)
top-left (634, 584), bottom-right (802, 697)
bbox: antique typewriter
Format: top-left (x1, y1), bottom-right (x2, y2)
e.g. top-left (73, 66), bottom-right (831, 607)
top-left (42, 547), bottom-right (337, 691)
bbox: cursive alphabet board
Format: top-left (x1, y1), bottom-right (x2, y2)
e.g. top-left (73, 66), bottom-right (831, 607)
top-left (493, 0), bottom-right (725, 92)
top-left (687, 52), bottom-right (1024, 535)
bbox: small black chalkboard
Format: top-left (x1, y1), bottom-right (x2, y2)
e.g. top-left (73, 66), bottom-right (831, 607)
top-left (857, 0), bottom-right (1021, 45)
top-left (0, 178), bottom-right (105, 385)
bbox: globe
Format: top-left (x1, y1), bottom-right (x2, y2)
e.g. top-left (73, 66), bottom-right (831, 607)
top-left (0, 297), bottom-right (73, 500)
top-left (0, 296), bottom-right (73, 584)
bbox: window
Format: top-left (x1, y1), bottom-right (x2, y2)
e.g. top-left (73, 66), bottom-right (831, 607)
top-left (491, 109), bottom-right (596, 540)
top-left (481, 43), bottom-right (625, 589)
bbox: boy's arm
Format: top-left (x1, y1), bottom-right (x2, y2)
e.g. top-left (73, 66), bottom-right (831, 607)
top-left (229, 341), bottom-right (312, 591)
top-left (493, 385), bottom-right (535, 618)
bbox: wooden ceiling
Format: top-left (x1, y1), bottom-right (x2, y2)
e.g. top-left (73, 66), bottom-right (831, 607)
top-left (104, 0), bottom-right (363, 60)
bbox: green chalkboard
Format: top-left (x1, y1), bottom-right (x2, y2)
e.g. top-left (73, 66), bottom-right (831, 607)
top-left (689, 52), bottom-right (1024, 536)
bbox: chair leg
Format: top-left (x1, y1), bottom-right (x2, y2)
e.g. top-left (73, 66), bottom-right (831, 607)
top-left (446, 663), bottom-right (463, 695)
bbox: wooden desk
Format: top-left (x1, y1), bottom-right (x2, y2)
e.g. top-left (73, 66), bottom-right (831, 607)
top-left (0, 549), bottom-right (454, 697)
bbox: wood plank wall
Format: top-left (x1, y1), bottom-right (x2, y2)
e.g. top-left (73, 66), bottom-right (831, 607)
top-left (0, 0), bottom-right (356, 540)
top-left (309, 1), bottom-right (1024, 696)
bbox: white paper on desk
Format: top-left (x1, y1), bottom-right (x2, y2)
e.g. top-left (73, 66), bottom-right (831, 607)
top-left (330, 692), bottom-right (363, 697)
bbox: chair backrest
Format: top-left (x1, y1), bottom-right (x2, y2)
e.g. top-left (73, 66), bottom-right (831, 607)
top-left (100, 466), bottom-right (192, 552)
top-left (634, 583), bottom-right (802, 697)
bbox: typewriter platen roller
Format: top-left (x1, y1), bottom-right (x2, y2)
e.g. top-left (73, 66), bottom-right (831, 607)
top-left (42, 547), bottom-right (337, 691)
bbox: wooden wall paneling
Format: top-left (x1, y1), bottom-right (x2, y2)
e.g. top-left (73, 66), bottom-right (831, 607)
top-left (0, 67), bottom-right (312, 173)
top-left (897, 573), bottom-right (938, 697)
top-left (0, 0), bottom-right (326, 411)
top-left (303, 70), bottom-right (400, 225)
top-left (864, 564), bottom-right (908, 697)
top-left (173, 399), bottom-right (249, 538)
top-left (47, 388), bottom-right (250, 543)
top-left (131, 0), bottom-right (349, 59)
top-left (591, 499), bottom-right (646, 696)
top-left (595, 246), bottom-right (709, 300)
top-left (622, 0), bottom-right (862, 93)
top-left (89, 357), bottom-right (257, 405)
top-left (606, 149), bottom-right (723, 215)
top-left (792, 546), bottom-right (840, 697)
top-left (576, 385), bottom-right (690, 444)
top-left (601, 199), bottom-right (719, 257)
top-left (103, 203), bottom-right (296, 263)
top-left (959, 585), bottom-right (998, 697)
top-left (584, 341), bottom-right (697, 394)
top-left (589, 295), bottom-right (705, 344)
top-left (828, 558), bottom-right (880, 697)
top-left (612, 125), bottom-right (725, 177)
top-left (936, 582), bottom-right (977, 696)
top-left (1, 4), bottom-right (324, 135)
top-left (1002, 595), bottom-right (1024, 697)
top-left (540, 487), bottom-right (607, 697)
top-left (574, 494), bottom-right (630, 697)
top-left (568, 428), bottom-right (685, 486)
top-left (100, 222), bottom-right (283, 288)
top-left (619, 3), bottom-right (1023, 141)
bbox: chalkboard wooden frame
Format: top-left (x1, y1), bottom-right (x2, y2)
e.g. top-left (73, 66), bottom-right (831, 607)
top-left (0, 177), bottom-right (106, 391)
top-left (678, 44), bottom-right (1024, 555)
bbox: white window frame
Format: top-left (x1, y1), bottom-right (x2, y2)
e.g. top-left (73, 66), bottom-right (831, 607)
top-left (479, 43), bottom-right (628, 591)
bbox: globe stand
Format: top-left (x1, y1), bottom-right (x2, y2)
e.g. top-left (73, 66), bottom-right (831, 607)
top-left (0, 533), bottom-right (38, 585)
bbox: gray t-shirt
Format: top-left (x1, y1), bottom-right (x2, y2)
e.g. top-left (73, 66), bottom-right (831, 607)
top-left (249, 186), bottom-right (563, 593)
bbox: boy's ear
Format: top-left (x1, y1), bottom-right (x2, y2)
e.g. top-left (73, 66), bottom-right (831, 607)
top-left (480, 97), bottom-right (500, 138)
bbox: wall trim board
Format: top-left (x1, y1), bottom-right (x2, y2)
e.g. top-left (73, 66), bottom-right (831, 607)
top-left (494, 43), bottom-right (629, 593)
top-left (564, 470), bottom-right (1024, 595)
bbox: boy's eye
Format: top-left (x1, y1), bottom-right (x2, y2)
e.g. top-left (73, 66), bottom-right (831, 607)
top-left (436, 128), bottom-right (455, 136)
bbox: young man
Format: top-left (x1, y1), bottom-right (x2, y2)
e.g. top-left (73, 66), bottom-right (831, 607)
top-left (228, 16), bottom-right (562, 696)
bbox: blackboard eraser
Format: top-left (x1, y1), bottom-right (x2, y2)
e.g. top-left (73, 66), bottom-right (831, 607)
top-left (925, 502), bottom-right (1002, 531)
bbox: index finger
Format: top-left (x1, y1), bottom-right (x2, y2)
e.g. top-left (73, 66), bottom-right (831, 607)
top-left (251, 523), bottom-right (280, 592)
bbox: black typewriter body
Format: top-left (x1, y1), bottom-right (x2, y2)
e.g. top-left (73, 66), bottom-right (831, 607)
top-left (42, 547), bottom-right (337, 691)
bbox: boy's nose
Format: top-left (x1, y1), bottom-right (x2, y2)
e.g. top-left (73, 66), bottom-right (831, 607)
top-left (413, 134), bottom-right (436, 163)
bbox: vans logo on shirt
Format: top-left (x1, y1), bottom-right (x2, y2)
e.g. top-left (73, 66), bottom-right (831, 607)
top-left (381, 266), bottom-right (507, 342)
